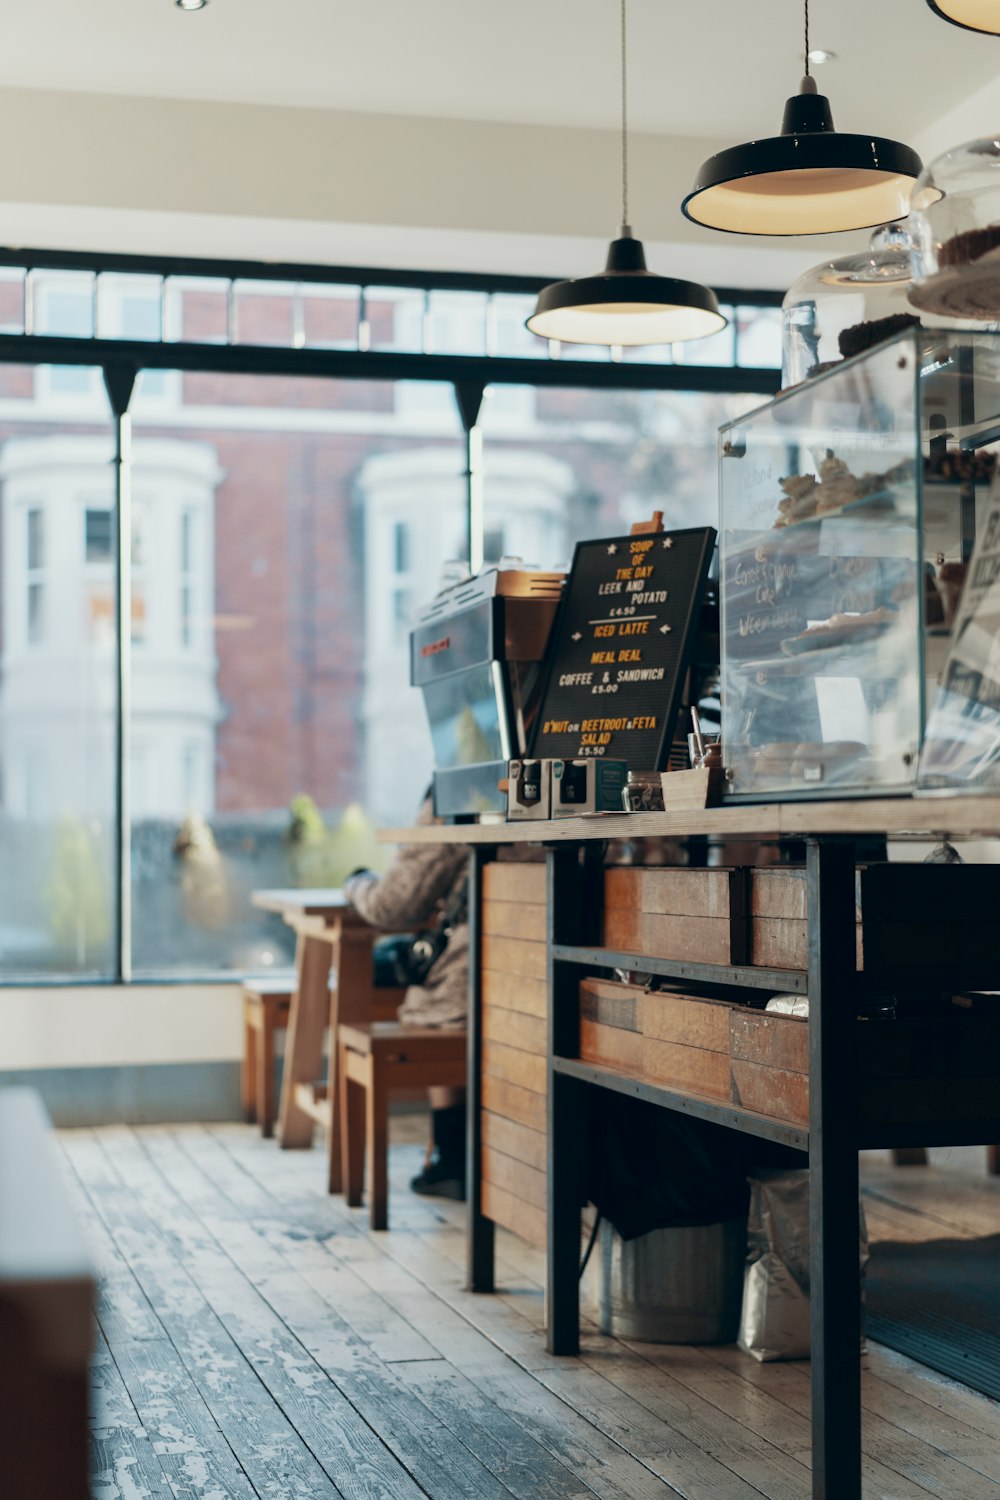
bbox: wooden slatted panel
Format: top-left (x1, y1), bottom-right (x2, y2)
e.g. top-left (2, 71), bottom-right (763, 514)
top-left (481, 1181), bottom-right (546, 1248)
top-left (482, 862), bottom-right (547, 904)
top-left (481, 1075), bottom-right (546, 1133)
top-left (481, 968), bottom-right (547, 1018)
top-left (479, 869), bottom-right (548, 1249)
top-left (482, 1039), bottom-right (546, 1095)
top-left (482, 1006), bottom-right (546, 1054)
top-left (481, 934), bottom-right (546, 980)
top-left (482, 1145), bottom-right (546, 1212)
top-left (481, 901), bottom-right (547, 943)
top-left (481, 1111), bottom-right (547, 1174)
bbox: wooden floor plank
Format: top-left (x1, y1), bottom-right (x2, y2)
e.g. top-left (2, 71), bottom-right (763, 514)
top-left (63, 1124), bottom-right (1000, 1500)
top-left (208, 1125), bottom-right (694, 1500)
top-left (111, 1126), bottom-right (448, 1500)
top-left (90, 1326), bottom-right (176, 1500)
top-left (185, 1126), bottom-right (683, 1500)
top-left (62, 1133), bottom-right (264, 1500)
top-left (143, 1127), bottom-right (593, 1500)
top-left (70, 1128), bottom-right (363, 1500)
top-left (705, 1344), bottom-right (998, 1500)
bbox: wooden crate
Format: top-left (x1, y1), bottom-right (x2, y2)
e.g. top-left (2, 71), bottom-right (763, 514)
top-left (604, 866), bottom-right (865, 971)
top-left (579, 977), bottom-right (1000, 1133)
top-left (480, 860), bottom-right (548, 1247)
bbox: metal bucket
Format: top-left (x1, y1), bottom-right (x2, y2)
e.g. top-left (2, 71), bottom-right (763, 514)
top-left (599, 1217), bottom-right (747, 1343)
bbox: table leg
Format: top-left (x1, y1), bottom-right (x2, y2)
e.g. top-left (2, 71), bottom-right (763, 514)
top-left (278, 931), bottom-right (331, 1149)
top-left (807, 837), bottom-right (862, 1500)
top-left (327, 930), bottom-right (377, 1194)
top-left (468, 847), bottom-right (495, 1293)
top-left (546, 844), bottom-right (601, 1356)
top-left (242, 1007), bottom-right (258, 1125)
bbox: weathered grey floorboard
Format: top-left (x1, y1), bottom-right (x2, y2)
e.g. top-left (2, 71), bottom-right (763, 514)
top-left (90, 1326), bottom-right (176, 1500)
top-left (64, 1125), bottom-right (1000, 1500)
top-left (160, 1127), bottom-right (638, 1500)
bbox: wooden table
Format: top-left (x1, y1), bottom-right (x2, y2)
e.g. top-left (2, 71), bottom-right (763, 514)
top-left (250, 888), bottom-right (390, 1190)
top-left (379, 798), bottom-right (1000, 1500)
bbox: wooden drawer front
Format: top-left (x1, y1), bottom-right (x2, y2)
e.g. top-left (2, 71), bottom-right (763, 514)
top-left (579, 978), bottom-right (1000, 1134)
top-left (480, 872), bottom-right (548, 1247)
top-left (604, 867), bottom-right (863, 972)
top-left (605, 867), bottom-right (732, 918)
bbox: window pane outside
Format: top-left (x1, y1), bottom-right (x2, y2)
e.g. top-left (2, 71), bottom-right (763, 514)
top-left (479, 385), bottom-right (766, 569)
top-left (0, 366), bottom-right (116, 979)
top-left (129, 373), bottom-right (463, 976)
top-left (0, 272), bottom-right (779, 983)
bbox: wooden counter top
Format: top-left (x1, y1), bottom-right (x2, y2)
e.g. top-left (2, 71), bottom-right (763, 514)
top-left (377, 796), bottom-right (1000, 845)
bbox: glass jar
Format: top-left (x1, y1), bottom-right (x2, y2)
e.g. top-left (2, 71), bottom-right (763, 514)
top-left (622, 770), bottom-right (665, 813)
top-left (909, 137), bottom-right (1000, 319)
top-left (781, 225), bottom-right (918, 388)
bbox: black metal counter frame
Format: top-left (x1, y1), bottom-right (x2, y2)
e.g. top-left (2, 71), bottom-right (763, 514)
top-left (456, 829), bottom-right (996, 1500)
top-left (553, 838), bottom-right (860, 1500)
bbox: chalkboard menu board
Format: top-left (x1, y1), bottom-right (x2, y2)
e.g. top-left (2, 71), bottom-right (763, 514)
top-left (529, 526), bottom-right (716, 770)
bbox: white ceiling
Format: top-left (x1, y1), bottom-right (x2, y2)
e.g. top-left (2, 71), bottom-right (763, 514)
top-left (1, 0), bottom-right (994, 141)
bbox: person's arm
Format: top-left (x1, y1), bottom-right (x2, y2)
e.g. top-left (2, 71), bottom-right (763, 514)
top-left (344, 840), bottom-right (466, 931)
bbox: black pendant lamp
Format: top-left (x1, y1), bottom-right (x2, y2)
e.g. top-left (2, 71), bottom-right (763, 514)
top-left (926, 1), bottom-right (1000, 33)
top-left (683, 1), bottom-right (923, 236)
top-left (527, 0), bottom-right (725, 347)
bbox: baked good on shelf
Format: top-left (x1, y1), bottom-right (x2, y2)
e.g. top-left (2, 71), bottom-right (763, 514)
top-left (837, 312), bottom-right (920, 361)
top-left (779, 607), bottom-right (897, 655)
top-left (937, 225), bottom-right (1000, 269)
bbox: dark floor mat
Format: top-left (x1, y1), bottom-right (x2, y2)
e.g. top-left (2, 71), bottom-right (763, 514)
top-left (866, 1233), bottom-right (1000, 1402)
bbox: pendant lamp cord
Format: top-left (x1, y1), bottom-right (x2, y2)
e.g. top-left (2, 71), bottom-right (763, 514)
top-left (803, 0), bottom-right (810, 76)
top-left (620, 0), bottom-right (629, 231)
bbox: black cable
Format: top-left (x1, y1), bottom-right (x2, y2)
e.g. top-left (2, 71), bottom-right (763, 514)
top-left (579, 1212), bottom-right (602, 1279)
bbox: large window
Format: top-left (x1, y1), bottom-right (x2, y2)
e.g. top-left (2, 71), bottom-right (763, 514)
top-left (129, 371), bottom-right (463, 976)
top-left (0, 251), bottom-right (780, 982)
top-left (0, 367), bottom-right (117, 978)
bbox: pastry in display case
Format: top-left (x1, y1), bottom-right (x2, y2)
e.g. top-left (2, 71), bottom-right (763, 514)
top-left (719, 328), bottom-right (1000, 800)
top-left (909, 135), bottom-right (1000, 320)
top-left (781, 224), bottom-right (920, 389)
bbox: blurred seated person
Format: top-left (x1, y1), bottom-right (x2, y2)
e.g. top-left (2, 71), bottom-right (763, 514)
top-left (343, 796), bottom-right (467, 1200)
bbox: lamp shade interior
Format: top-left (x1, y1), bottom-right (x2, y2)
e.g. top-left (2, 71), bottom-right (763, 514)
top-left (527, 297), bottom-right (726, 346)
top-left (686, 165), bottom-right (917, 235)
top-left (927, 0), bottom-right (1000, 32)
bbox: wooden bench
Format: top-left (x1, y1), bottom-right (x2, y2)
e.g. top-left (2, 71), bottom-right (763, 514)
top-left (0, 1088), bottom-right (93, 1500)
top-left (242, 979), bottom-right (294, 1138)
top-left (338, 1022), bottom-right (467, 1229)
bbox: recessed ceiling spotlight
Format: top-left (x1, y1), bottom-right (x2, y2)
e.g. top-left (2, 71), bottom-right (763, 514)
top-left (176, 0), bottom-right (208, 10)
top-left (807, 47), bottom-right (836, 64)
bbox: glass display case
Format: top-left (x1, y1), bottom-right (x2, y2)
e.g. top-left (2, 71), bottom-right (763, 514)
top-left (909, 137), bottom-right (1000, 321)
top-left (781, 225), bottom-right (918, 389)
top-left (719, 329), bottom-right (1000, 800)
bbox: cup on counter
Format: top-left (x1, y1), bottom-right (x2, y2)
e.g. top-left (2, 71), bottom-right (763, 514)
top-left (688, 734), bottom-right (722, 771)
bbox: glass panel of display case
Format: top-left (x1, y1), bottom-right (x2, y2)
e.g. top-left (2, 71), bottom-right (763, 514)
top-left (919, 333), bottom-right (1000, 792)
top-left (720, 333), bottom-right (922, 799)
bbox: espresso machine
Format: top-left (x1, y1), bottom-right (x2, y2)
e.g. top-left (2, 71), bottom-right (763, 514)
top-left (411, 566), bottom-right (564, 819)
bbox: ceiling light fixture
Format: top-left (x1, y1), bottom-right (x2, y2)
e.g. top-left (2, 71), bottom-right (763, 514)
top-left (683, 1), bottom-right (923, 236)
top-left (526, 0), bottom-right (725, 347)
top-left (176, 0), bottom-right (208, 10)
top-left (925, 1), bottom-right (1000, 33)
top-left (807, 48), bottom-right (837, 64)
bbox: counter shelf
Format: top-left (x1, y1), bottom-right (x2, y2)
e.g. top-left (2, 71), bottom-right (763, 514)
top-left (381, 803), bottom-right (1000, 1500)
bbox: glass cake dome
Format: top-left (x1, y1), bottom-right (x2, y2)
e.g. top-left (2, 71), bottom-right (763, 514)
top-left (781, 224), bottom-right (919, 388)
top-left (909, 136), bottom-right (1000, 320)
